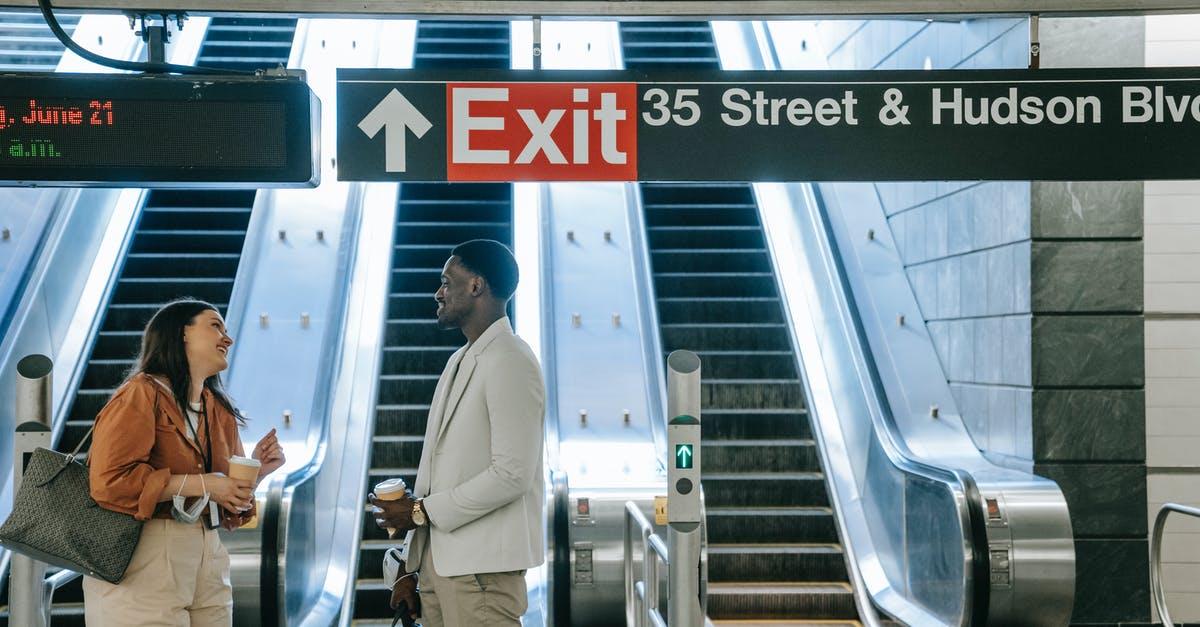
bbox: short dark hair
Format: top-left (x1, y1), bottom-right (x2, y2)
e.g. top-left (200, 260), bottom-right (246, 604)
top-left (451, 239), bottom-right (519, 301)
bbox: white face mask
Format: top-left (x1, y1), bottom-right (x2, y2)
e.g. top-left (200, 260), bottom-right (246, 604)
top-left (171, 475), bottom-right (210, 525)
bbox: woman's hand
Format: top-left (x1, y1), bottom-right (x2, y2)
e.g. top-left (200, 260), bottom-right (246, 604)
top-left (206, 472), bottom-right (254, 514)
top-left (252, 428), bottom-right (286, 479)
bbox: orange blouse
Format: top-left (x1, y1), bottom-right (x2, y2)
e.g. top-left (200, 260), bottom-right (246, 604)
top-left (88, 373), bottom-right (256, 526)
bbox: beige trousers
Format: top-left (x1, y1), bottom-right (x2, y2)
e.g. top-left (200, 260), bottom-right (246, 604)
top-left (83, 518), bottom-right (233, 626)
top-left (417, 542), bottom-right (527, 627)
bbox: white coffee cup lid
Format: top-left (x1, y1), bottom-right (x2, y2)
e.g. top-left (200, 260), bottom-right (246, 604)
top-left (374, 477), bottom-right (407, 494)
top-left (231, 456), bottom-right (261, 467)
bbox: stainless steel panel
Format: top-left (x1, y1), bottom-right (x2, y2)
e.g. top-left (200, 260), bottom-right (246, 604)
top-left (566, 485), bottom-right (664, 627)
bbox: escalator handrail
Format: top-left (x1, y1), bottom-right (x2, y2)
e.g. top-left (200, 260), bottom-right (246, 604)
top-left (762, 182), bottom-right (989, 626)
top-left (624, 183), bottom-right (670, 465)
top-left (810, 185), bottom-right (991, 626)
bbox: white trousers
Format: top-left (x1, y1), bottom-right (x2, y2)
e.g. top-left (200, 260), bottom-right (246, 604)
top-left (83, 518), bottom-right (233, 626)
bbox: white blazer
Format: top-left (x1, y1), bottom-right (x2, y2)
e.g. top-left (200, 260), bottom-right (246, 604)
top-left (403, 317), bottom-right (546, 577)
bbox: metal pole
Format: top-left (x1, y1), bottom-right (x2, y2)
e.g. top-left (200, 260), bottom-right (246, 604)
top-left (12, 354), bottom-right (54, 627)
top-left (666, 350), bottom-right (702, 627)
top-left (532, 16), bottom-right (542, 71)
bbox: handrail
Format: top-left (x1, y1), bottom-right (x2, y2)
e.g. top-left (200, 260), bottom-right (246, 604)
top-left (624, 501), bottom-right (669, 627)
top-left (41, 568), bottom-right (81, 625)
top-left (1151, 502), bottom-right (1200, 627)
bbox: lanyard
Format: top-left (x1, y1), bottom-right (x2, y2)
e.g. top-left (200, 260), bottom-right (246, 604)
top-left (186, 397), bottom-right (214, 474)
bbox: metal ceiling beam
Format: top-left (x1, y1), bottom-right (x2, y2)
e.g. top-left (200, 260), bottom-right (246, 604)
top-left (0, 0), bottom-right (1197, 18)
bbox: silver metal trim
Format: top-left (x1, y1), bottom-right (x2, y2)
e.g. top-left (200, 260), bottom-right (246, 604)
top-left (625, 183), bottom-right (669, 464)
top-left (1151, 502), bottom-right (1200, 627)
top-left (2, 1), bottom-right (1199, 17)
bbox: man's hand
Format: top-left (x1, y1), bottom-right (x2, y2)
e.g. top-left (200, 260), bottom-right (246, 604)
top-left (390, 561), bottom-right (419, 616)
top-left (369, 491), bottom-right (418, 536)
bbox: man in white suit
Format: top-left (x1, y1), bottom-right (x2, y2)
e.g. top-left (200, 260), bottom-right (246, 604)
top-left (371, 239), bottom-right (546, 627)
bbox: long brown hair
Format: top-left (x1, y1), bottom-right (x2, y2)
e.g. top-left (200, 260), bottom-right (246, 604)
top-left (127, 298), bottom-right (245, 425)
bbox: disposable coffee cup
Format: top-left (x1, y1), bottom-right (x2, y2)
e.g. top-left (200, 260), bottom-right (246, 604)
top-left (228, 456), bottom-right (261, 482)
top-left (374, 478), bottom-right (408, 537)
top-left (229, 456), bottom-right (260, 512)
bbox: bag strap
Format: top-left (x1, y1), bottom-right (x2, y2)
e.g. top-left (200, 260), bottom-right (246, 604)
top-left (68, 378), bottom-right (161, 463)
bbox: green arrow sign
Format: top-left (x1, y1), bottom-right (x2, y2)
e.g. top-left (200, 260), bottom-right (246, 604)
top-left (675, 444), bottom-right (694, 469)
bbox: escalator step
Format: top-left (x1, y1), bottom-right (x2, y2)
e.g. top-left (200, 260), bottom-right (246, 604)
top-left (370, 435), bottom-right (425, 468)
top-left (388, 294), bottom-right (443, 319)
top-left (398, 181), bottom-right (511, 202)
top-left (703, 473), bottom-right (828, 508)
top-left (702, 408), bottom-right (810, 440)
top-left (651, 249), bottom-right (772, 273)
top-left (98, 304), bottom-right (163, 332)
top-left (647, 226), bottom-right (764, 249)
top-left (384, 320), bottom-right (455, 346)
top-left (661, 324), bottom-right (791, 352)
top-left (374, 405), bottom-right (431, 437)
top-left (352, 587), bottom-right (398, 624)
top-left (129, 231), bottom-right (247, 255)
top-left (701, 380), bottom-right (805, 410)
top-left (640, 183), bottom-right (752, 205)
top-left (90, 331), bottom-right (142, 361)
top-left (80, 359), bottom-right (134, 389)
top-left (399, 199), bottom-right (512, 222)
top-left (393, 222), bottom-right (511, 246)
top-left (67, 390), bottom-right (109, 423)
top-left (653, 273), bottom-right (778, 298)
top-left (392, 244), bottom-right (457, 269)
top-left (377, 375), bottom-right (440, 405)
top-left (706, 582), bottom-right (857, 620)
top-left (59, 421), bottom-right (93, 455)
top-left (706, 508), bottom-right (837, 544)
top-left (704, 440), bottom-right (819, 473)
top-left (657, 298), bottom-right (784, 326)
top-left (390, 268), bottom-right (442, 292)
top-left (380, 346), bottom-right (457, 376)
top-left (138, 207), bottom-right (251, 231)
top-left (146, 189), bottom-right (256, 207)
top-left (643, 205), bottom-right (760, 227)
top-left (121, 253), bottom-right (241, 279)
top-left (707, 545), bottom-right (849, 584)
top-left (113, 277), bottom-right (234, 304)
top-left (690, 350), bottom-right (796, 379)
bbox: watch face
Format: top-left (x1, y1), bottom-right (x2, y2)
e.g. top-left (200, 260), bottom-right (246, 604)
top-left (413, 503), bottom-right (426, 526)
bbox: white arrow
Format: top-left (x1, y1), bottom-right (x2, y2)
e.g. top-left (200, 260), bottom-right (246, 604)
top-left (357, 88), bottom-right (433, 173)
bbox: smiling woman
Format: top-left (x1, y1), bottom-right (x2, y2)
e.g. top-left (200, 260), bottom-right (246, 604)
top-left (82, 298), bottom-right (286, 627)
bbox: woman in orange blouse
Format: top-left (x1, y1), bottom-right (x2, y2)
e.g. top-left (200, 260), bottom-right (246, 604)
top-left (84, 299), bottom-right (285, 626)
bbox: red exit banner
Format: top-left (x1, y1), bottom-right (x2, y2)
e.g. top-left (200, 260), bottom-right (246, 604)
top-left (445, 82), bottom-right (638, 181)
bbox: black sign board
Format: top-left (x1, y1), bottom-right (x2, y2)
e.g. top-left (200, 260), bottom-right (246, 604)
top-left (0, 73), bottom-right (320, 187)
top-left (337, 67), bottom-right (1200, 182)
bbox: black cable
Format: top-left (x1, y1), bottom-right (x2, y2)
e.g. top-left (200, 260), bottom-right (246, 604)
top-left (37, 0), bottom-right (254, 76)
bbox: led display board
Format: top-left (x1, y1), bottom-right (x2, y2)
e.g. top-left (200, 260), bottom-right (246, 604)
top-left (0, 73), bottom-right (319, 187)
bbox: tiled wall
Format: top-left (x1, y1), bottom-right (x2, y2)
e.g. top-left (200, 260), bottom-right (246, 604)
top-left (1144, 15), bottom-right (1200, 622)
top-left (814, 19), bottom-right (1035, 463)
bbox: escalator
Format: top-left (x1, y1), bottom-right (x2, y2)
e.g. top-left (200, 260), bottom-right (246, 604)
top-left (0, 18), bottom-right (297, 627)
top-left (621, 22), bottom-right (859, 625)
top-left (350, 20), bottom-right (513, 625)
top-left (0, 10), bottom-right (79, 71)
top-left (195, 16), bottom-right (298, 73)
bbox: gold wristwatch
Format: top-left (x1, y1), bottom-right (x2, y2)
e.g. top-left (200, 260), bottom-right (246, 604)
top-left (412, 499), bottom-right (427, 527)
